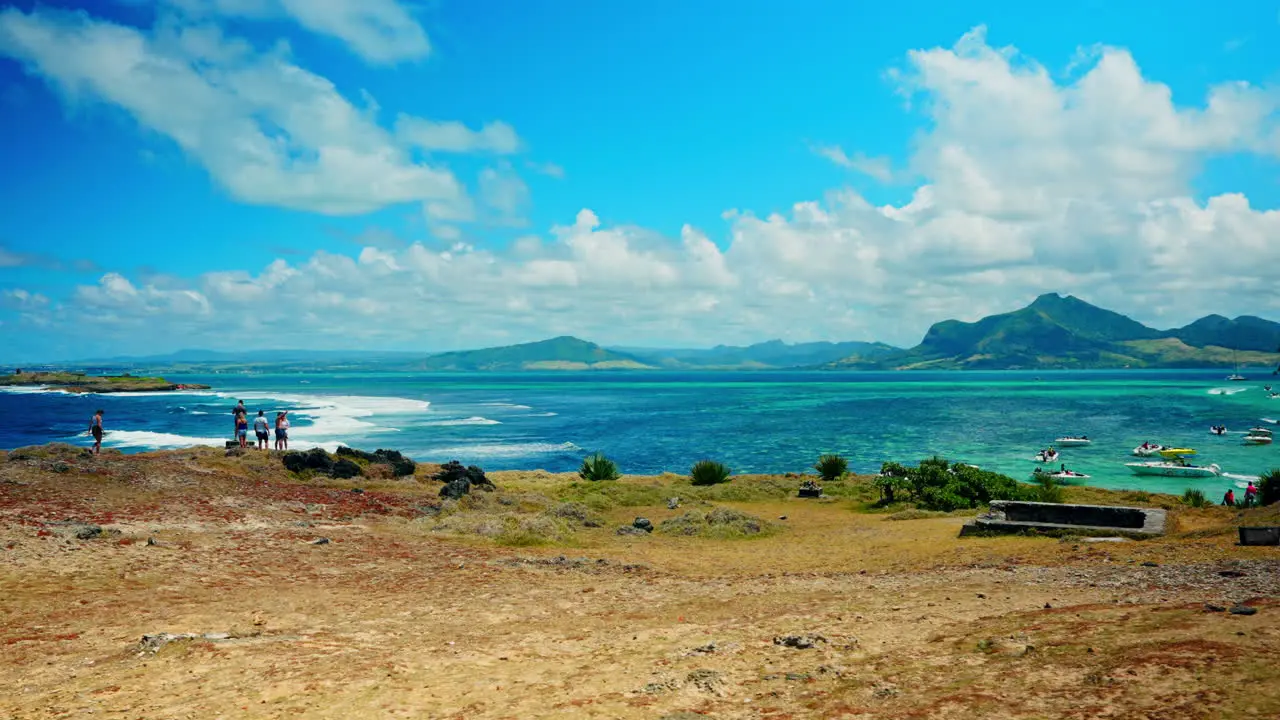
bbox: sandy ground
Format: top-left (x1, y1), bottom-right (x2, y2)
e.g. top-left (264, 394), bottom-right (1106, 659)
top-left (2, 446), bottom-right (1279, 719)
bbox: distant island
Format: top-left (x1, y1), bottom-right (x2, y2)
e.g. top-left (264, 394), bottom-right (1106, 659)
top-left (828, 293), bottom-right (1280, 371)
top-left (0, 371), bottom-right (210, 394)
top-left (21, 293), bottom-right (1280, 373)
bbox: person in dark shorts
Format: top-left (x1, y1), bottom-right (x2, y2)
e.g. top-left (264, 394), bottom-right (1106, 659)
top-left (253, 410), bottom-right (270, 450)
top-left (89, 409), bottom-right (104, 455)
top-left (274, 411), bottom-right (289, 451)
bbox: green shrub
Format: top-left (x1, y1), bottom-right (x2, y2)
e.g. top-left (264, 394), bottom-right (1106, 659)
top-left (578, 452), bottom-right (621, 482)
top-left (813, 454), bottom-right (849, 482)
top-left (1034, 474), bottom-right (1064, 504)
top-left (877, 457), bottom-right (1027, 511)
top-left (1259, 469), bottom-right (1280, 506)
top-left (875, 462), bottom-right (910, 503)
top-left (690, 459), bottom-right (732, 486)
top-left (1181, 488), bottom-right (1209, 508)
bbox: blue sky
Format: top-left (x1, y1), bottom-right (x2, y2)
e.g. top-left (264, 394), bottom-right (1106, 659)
top-left (1, 0), bottom-right (1279, 361)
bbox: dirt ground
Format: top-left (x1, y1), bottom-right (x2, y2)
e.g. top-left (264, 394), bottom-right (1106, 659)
top-left (2, 446), bottom-right (1279, 719)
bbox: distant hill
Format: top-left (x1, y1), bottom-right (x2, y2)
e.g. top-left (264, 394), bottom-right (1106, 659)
top-left (416, 336), bottom-right (655, 371)
top-left (827, 294), bottom-right (1280, 370)
top-left (1163, 315), bottom-right (1280, 353)
top-left (620, 339), bottom-right (900, 369)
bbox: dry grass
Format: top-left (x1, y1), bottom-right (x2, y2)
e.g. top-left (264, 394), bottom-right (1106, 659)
top-left (2, 447), bottom-right (1279, 719)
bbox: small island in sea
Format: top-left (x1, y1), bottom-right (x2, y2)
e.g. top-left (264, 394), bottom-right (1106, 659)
top-left (0, 370), bottom-right (210, 394)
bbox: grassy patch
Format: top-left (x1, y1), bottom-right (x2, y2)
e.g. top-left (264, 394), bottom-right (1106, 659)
top-left (656, 507), bottom-right (772, 539)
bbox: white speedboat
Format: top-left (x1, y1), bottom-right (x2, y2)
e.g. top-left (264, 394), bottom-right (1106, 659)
top-left (1132, 443), bottom-right (1166, 457)
top-left (1243, 427), bottom-right (1274, 445)
top-left (1227, 374), bottom-right (1247, 381)
top-left (1055, 437), bottom-right (1091, 447)
top-left (1125, 461), bottom-right (1222, 478)
top-left (1030, 467), bottom-right (1089, 484)
top-left (1209, 425), bottom-right (1228, 436)
top-left (1034, 449), bottom-right (1060, 464)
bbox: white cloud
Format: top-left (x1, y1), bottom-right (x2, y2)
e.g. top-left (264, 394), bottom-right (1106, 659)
top-left (478, 163), bottom-right (530, 222)
top-left (0, 6), bottom-right (506, 217)
top-left (148, 0), bottom-right (430, 64)
top-left (812, 145), bottom-right (896, 182)
top-left (10, 26), bottom-right (1280, 354)
top-left (396, 116), bottom-right (521, 154)
top-left (527, 161), bottom-right (565, 178)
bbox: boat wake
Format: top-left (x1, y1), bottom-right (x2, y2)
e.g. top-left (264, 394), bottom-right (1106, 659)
top-left (1207, 387), bottom-right (1249, 396)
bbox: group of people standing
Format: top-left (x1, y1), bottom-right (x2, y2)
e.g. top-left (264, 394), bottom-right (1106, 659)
top-left (232, 400), bottom-right (289, 451)
top-left (1223, 482), bottom-right (1258, 507)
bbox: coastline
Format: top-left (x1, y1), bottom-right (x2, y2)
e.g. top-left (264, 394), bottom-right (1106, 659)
top-left (2, 443), bottom-right (1278, 718)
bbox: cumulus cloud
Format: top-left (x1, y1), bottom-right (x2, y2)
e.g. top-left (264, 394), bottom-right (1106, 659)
top-left (10, 26), bottom-right (1280, 355)
top-left (0, 5), bottom-right (494, 217)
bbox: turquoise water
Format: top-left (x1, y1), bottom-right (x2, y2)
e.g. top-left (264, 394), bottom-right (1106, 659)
top-left (2, 370), bottom-right (1277, 496)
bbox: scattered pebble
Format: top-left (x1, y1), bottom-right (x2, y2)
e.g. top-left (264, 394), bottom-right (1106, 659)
top-left (310, 537), bottom-right (330, 545)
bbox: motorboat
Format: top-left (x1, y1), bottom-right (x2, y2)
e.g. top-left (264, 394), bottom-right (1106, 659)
top-left (1030, 467), bottom-right (1089, 484)
top-left (1243, 427), bottom-right (1274, 445)
top-left (1035, 449), bottom-right (1060, 464)
top-left (1125, 461), bottom-right (1222, 478)
top-left (1055, 436), bottom-right (1091, 447)
top-left (1157, 447), bottom-right (1197, 458)
top-left (1209, 425), bottom-right (1228, 436)
top-left (1227, 374), bottom-right (1247, 381)
top-left (1132, 443), bottom-right (1165, 457)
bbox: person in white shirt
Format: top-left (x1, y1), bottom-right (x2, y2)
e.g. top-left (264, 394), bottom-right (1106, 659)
top-left (253, 410), bottom-right (271, 450)
top-left (274, 411), bottom-right (290, 451)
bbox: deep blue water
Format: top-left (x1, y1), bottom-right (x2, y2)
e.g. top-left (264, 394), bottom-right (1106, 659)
top-left (2, 370), bottom-right (1277, 495)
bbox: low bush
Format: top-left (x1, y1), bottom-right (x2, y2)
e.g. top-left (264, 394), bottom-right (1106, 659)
top-left (1034, 474), bottom-right (1064, 504)
top-left (1182, 488), bottom-right (1210, 508)
top-left (578, 453), bottom-right (621, 482)
top-left (814, 454), bottom-right (849, 482)
top-left (875, 457), bottom-right (1027, 511)
top-left (657, 507), bottom-right (769, 538)
top-left (689, 460), bottom-right (732, 486)
top-left (548, 501), bottom-right (605, 528)
top-left (1259, 469), bottom-right (1280, 506)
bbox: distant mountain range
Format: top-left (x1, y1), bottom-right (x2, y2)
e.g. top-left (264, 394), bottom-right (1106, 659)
top-left (34, 294), bottom-right (1280, 372)
top-left (827, 293), bottom-right (1280, 370)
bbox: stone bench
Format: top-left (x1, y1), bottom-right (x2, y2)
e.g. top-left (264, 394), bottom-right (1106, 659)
top-left (960, 500), bottom-right (1166, 538)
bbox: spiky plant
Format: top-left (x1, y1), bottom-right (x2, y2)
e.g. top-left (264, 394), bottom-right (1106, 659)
top-left (1259, 469), bottom-right (1280, 506)
top-left (689, 459), bottom-right (732, 486)
top-left (1181, 488), bottom-right (1209, 508)
top-left (813, 453), bottom-right (849, 482)
top-left (578, 452), bottom-right (621, 482)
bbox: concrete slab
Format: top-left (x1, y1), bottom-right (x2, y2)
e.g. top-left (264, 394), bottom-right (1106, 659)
top-left (960, 500), bottom-right (1167, 538)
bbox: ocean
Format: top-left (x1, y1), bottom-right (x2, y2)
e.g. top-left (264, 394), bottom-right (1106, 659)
top-left (2, 370), bottom-right (1277, 496)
